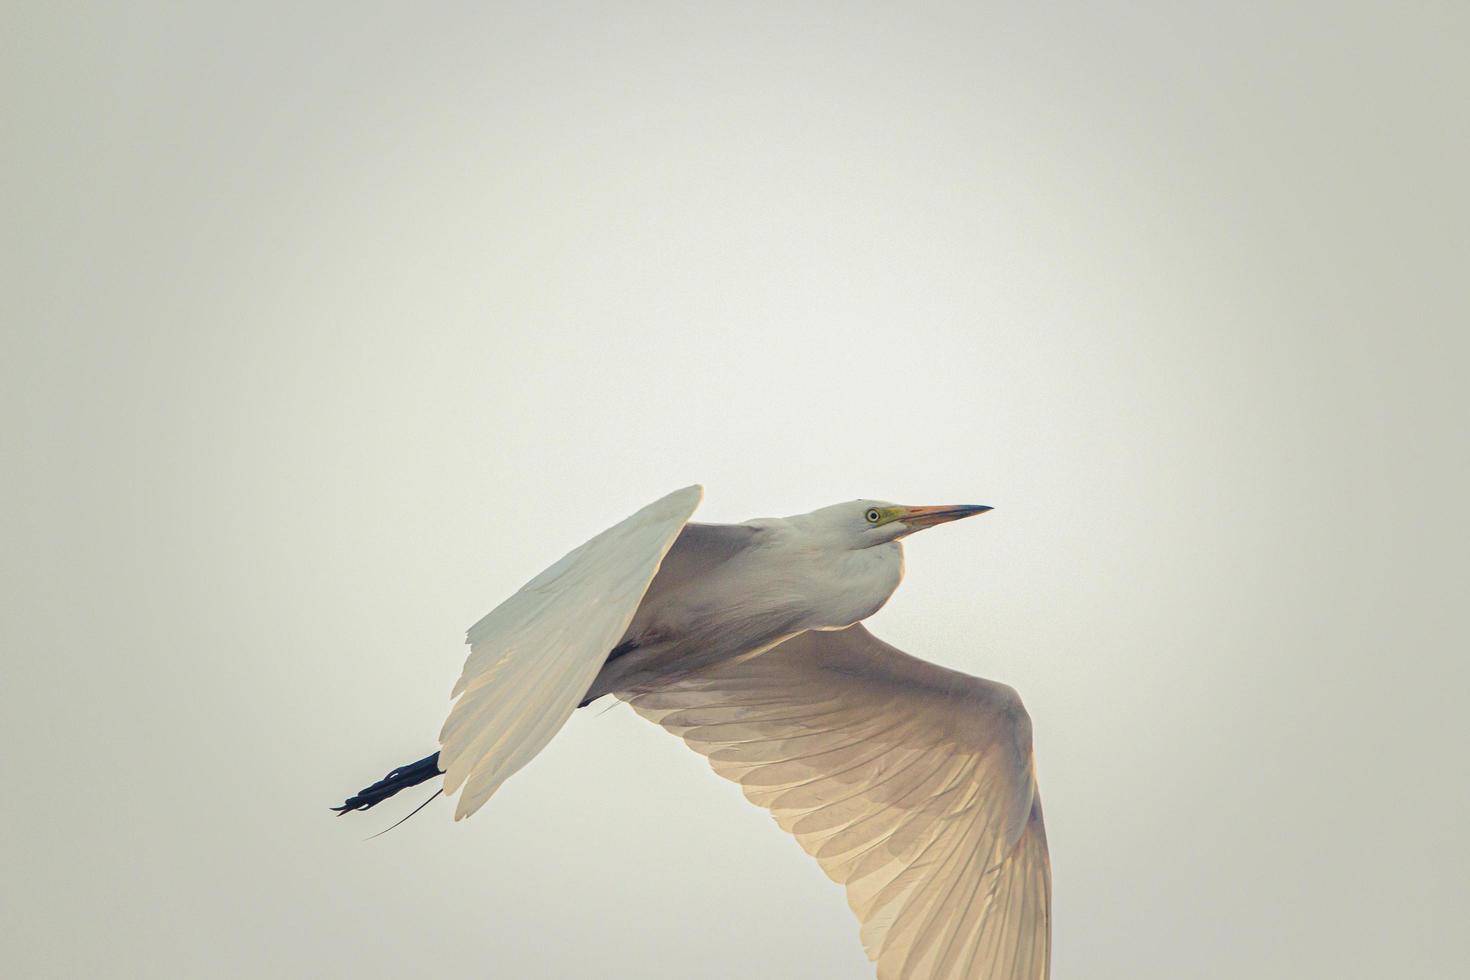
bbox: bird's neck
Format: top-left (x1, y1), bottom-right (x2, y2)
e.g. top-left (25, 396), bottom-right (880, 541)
top-left (775, 536), bottom-right (904, 632)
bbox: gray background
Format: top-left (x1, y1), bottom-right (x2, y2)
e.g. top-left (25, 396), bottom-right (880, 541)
top-left (4, 3), bottom-right (1466, 978)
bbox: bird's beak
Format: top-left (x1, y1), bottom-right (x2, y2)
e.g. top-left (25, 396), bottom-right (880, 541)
top-left (899, 503), bottom-right (993, 531)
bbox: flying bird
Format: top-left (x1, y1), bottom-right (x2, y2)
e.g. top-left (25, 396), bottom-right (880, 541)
top-left (334, 485), bottom-right (1050, 979)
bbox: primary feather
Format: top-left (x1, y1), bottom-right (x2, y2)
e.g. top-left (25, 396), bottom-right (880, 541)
top-left (625, 624), bottom-right (1050, 980)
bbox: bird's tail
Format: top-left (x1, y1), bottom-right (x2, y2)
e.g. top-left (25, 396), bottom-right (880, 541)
top-left (332, 752), bottom-right (443, 814)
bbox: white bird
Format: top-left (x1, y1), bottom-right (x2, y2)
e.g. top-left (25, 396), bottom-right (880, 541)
top-left (335, 485), bottom-right (1050, 979)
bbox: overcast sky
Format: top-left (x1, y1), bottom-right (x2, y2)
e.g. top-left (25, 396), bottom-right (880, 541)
top-left (4, 3), bottom-right (1466, 978)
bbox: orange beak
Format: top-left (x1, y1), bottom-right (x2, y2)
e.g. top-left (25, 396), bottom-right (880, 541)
top-left (899, 503), bottom-right (993, 531)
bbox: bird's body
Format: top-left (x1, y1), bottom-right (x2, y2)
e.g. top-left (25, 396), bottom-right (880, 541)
top-left (585, 510), bottom-right (905, 701)
top-left (336, 487), bottom-right (1050, 979)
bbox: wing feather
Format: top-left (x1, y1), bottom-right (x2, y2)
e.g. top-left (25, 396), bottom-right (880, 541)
top-left (439, 485), bottom-right (701, 820)
top-left (625, 623), bottom-right (1050, 979)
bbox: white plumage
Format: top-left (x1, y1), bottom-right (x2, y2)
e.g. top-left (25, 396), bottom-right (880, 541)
top-left (339, 485), bottom-right (1049, 979)
top-left (628, 625), bottom-right (1049, 980)
top-left (439, 484), bottom-right (702, 819)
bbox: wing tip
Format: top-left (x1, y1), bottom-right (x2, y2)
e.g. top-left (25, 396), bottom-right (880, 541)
top-left (643, 484), bottom-right (703, 525)
top-left (670, 483), bottom-right (704, 507)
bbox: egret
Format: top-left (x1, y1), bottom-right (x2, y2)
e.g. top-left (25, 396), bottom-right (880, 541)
top-left (334, 485), bottom-right (1050, 979)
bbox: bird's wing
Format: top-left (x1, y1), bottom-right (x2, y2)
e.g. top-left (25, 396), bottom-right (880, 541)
top-left (641, 521), bottom-right (761, 603)
top-left (439, 484), bottom-right (702, 820)
top-left (624, 623), bottom-right (1050, 980)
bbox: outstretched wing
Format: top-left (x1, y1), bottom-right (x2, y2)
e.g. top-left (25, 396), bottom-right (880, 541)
top-left (440, 485), bottom-right (702, 820)
top-left (625, 623), bottom-right (1050, 980)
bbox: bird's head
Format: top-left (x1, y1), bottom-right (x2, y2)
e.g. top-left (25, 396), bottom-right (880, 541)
top-left (804, 499), bottom-right (994, 548)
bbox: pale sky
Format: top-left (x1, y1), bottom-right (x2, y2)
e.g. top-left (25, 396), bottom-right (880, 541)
top-left (3, 3), bottom-right (1467, 978)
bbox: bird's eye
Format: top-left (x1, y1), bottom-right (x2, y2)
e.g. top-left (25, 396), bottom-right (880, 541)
top-left (866, 508), bottom-right (882, 524)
